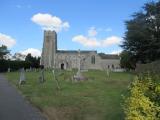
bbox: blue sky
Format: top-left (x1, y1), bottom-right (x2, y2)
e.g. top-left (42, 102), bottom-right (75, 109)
top-left (0, 0), bottom-right (150, 56)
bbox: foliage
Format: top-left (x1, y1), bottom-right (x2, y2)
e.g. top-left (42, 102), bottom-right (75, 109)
top-left (0, 50), bottom-right (40, 72)
top-left (0, 60), bottom-right (31, 72)
top-left (121, 1), bottom-right (160, 65)
top-left (6, 71), bottom-right (134, 120)
top-left (120, 50), bottom-right (136, 70)
top-left (0, 45), bottom-right (10, 59)
top-left (25, 53), bottom-right (40, 68)
top-left (123, 74), bottom-right (160, 120)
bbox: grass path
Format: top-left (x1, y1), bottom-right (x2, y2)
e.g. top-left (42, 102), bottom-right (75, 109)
top-left (6, 70), bottom-right (134, 120)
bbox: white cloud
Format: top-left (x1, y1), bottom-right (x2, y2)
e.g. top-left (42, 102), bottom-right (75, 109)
top-left (72, 35), bottom-right (121, 48)
top-left (0, 33), bottom-right (16, 48)
top-left (72, 35), bottom-right (100, 47)
top-left (72, 27), bottom-right (121, 48)
top-left (20, 48), bottom-right (41, 57)
top-left (110, 49), bottom-right (122, 55)
top-left (102, 36), bottom-right (121, 47)
top-left (62, 22), bottom-right (70, 30)
top-left (88, 27), bottom-right (97, 37)
top-left (31, 13), bottom-right (70, 32)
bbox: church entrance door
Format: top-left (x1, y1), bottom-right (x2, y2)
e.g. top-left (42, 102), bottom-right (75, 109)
top-left (61, 63), bottom-right (64, 70)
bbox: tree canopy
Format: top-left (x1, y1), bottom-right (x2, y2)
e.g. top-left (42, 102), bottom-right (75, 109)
top-left (121, 0), bottom-right (160, 65)
top-left (0, 45), bottom-right (10, 59)
top-left (25, 53), bottom-right (40, 68)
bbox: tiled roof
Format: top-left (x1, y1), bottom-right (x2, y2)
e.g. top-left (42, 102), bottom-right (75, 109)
top-left (57, 50), bottom-right (97, 54)
top-left (98, 53), bottom-right (120, 59)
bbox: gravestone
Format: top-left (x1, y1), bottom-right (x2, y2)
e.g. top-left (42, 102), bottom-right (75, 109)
top-left (39, 67), bottom-right (45, 83)
top-left (19, 68), bottom-right (26, 85)
top-left (8, 68), bottom-right (11, 72)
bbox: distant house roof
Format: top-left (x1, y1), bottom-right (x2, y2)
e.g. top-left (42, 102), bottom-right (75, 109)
top-left (98, 53), bottom-right (120, 59)
top-left (57, 50), bottom-right (97, 54)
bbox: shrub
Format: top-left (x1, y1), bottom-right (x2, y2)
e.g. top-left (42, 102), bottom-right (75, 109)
top-left (123, 75), bottom-right (160, 120)
top-left (0, 60), bottom-right (31, 72)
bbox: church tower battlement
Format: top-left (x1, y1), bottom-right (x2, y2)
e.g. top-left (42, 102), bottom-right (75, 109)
top-left (41, 30), bottom-right (57, 68)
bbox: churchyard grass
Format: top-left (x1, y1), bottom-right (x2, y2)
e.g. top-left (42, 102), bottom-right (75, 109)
top-left (5, 70), bottom-right (134, 120)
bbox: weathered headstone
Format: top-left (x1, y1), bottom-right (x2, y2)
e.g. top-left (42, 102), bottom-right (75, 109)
top-left (39, 67), bottom-right (45, 83)
top-left (29, 67), bottom-right (32, 72)
top-left (19, 68), bottom-right (26, 85)
top-left (8, 68), bottom-right (11, 72)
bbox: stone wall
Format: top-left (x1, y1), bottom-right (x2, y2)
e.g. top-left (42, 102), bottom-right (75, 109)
top-left (135, 60), bottom-right (160, 73)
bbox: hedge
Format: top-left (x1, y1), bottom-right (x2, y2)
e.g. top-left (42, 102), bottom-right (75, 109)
top-left (0, 60), bottom-right (31, 72)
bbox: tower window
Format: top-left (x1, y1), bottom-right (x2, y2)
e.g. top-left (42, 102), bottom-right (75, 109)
top-left (91, 55), bottom-right (95, 64)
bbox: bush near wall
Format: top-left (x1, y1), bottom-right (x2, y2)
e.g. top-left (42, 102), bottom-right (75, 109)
top-left (123, 74), bottom-right (160, 120)
top-left (0, 60), bottom-right (31, 72)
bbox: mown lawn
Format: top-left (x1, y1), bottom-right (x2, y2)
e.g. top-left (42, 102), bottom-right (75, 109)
top-left (5, 70), bottom-right (134, 120)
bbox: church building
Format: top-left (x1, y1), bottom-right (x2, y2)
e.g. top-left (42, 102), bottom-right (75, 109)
top-left (41, 30), bottom-right (120, 70)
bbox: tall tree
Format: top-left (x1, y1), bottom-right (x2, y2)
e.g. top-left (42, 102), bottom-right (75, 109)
top-left (25, 53), bottom-right (40, 68)
top-left (121, 1), bottom-right (160, 64)
top-left (120, 50), bottom-right (136, 70)
top-left (0, 45), bottom-right (10, 59)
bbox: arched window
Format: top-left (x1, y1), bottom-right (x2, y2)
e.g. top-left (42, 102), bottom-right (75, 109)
top-left (108, 65), bottom-right (110, 69)
top-left (91, 55), bottom-right (95, 64)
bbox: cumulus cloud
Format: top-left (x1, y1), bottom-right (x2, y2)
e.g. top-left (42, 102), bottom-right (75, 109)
top-left (72, 35), bottom-right (100, 47)
top-left (72, 35), bottom-right (122, 48)
top-left (110, 49), bottom-right (122, 55)
top-left (31, 13), bottom-right (70, 32)
top-left (20, 48), bottom-right (41, 57)
top-left (72, 26), bottom-right (122, 47)
top-left (88, 27), bottom-right (97, 37)
top-left (101, 36), bottom-right (121, 47)
top-left (0, 33), bottom-right (16, 48)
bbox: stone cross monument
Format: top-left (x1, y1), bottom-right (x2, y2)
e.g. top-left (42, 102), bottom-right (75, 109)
top-left (73, 49), bottom-right (85, 81)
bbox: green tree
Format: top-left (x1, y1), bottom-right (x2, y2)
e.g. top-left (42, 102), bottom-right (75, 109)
top-left (25, 53), bottom-right (40, 68)
top-left (0, 45), bottom-right (10, 59)
top-left (120, 50), bottom-right (136, 70)
top-left (121, 1), bottom-right (160, 64)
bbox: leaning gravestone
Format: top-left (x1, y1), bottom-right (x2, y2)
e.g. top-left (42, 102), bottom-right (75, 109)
top-left (39, 67), bottom-right (45, 83)
top-left (19, 68), bottom-right (26, 85)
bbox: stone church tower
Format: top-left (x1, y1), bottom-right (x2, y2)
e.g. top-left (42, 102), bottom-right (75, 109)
top-left (41, 30), bottom-right (57, 68)
top-left (41, 30), bottom-right (120, 70)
